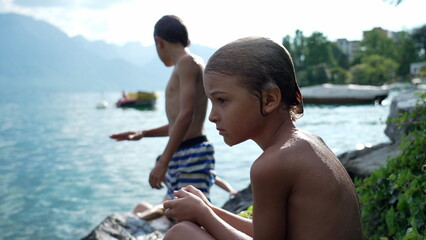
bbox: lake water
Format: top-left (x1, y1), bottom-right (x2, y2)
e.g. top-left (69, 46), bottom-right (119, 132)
top-left (0, 90), bottom-right (394, 239)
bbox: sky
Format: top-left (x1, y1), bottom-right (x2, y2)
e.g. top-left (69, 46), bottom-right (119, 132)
top-left (0, 0), bottom-right (425, 49)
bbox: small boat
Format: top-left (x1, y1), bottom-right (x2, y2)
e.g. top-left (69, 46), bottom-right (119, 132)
top-left (96, 100), bottom-right (109, 109)
top-left (301, 84), bottom-right (389, 104)
top-left (116, 91), bottom-right (158, 110)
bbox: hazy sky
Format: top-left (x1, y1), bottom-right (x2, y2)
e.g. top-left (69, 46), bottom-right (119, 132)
top-left (0, 0), bottom-right (425, 48)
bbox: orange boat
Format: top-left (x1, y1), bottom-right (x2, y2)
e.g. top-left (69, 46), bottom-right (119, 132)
top-left (116, 91), bottom-right (158, 110)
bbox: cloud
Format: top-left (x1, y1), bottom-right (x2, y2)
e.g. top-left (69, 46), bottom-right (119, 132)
top-left (12, 0), bottom-right (131, 9)
top-left (2, 0), bottom-right (425, 49)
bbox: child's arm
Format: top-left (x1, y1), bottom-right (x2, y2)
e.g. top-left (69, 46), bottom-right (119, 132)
top-left (109, 124), bottom-right (169, 141)
top-left (214, 176), bottom-right (238, 196)
top-left (180, 185), bottom-right (252, 236)
top-left (209, 204), bottom-right (253, 236)
top-left (250, 153), bottom-right (292, 239)
top-left (141, 124), bottom-right (169, 137)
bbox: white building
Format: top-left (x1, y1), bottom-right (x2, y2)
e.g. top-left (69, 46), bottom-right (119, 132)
top-left (410, 62), bottom-right (426, 76)
top-left (335, 39), bottom-right (361, 62)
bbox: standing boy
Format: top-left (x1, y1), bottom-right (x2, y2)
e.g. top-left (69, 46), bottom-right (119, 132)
top-left (110, 15), bottom-right (215, 218)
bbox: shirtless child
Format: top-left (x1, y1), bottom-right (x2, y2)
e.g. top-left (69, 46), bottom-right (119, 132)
top-left (110, 15), bottom-right (215, 221)
top-left (161, 37), bottom-right (363, 239)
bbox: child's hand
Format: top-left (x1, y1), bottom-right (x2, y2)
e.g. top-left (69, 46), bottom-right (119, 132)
top-left (179, 185), bottom-right (213, 208)
top-left (149, 161), bottom-right (167, 189)
top-left (163, 188), bottom-right (211, 223)
top-left (109, 131), bottom-right (143, 141)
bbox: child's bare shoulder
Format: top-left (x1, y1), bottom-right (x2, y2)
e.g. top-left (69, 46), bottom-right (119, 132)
top-left (177, 54), bottom-right (204, 68)
top-left (252, 130), bottom-right (331, 177)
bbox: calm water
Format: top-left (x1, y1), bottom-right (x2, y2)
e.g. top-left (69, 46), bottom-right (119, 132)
top-left (0, 90), bottom-right (393, 239)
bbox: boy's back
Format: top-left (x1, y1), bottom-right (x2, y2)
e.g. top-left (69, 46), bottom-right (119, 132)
top-left (251, 129), bottom-right (362, 239)
top-left (165, 54), bottom-right (206, 140)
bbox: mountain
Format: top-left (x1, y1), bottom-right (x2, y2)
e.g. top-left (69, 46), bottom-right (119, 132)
top-left (0, 13), bottom-right (216, 92)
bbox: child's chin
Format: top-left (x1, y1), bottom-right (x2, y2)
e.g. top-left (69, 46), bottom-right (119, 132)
top-left (224, 137), bottom-right (243, 147)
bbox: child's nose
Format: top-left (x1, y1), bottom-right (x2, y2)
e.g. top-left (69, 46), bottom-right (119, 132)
top-left (208, 109), bottom-right (217, 123)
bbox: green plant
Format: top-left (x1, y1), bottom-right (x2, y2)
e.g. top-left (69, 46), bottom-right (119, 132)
top-left (239, 205), bottom-right (253, 219)
top-left (356, 92), bottom-right (426, 240)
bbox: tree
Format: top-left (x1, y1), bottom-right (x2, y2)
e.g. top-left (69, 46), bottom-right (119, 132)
top-left (304, 32), bottom-right (335, 67)
top-left (359, 28), bottom-right (397, 60)
top-left (394, 31), bottom-right (419, 77)
top-left (412, 25), bottom-right (426, 61)
top-left (329, 66), bottom-right (350, 84)
top-left (305, 63), bottom-right (329, 85)
top-left (331, 43), bottom-right (350, 70)
top-left (283, 30), bottom-right (306, 71)
top-left (349, 55), bottom-right (398, 85)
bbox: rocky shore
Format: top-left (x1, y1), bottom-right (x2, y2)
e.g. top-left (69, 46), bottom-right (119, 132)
top-left (339, 88), bottom-right (425, 179)
top-left (81, 88), bottom-right (424, 240)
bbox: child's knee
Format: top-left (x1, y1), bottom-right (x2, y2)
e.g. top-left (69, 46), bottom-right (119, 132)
top-left (132, 201), bottom-right (152, 213)
top-left (164, 221), bottom-right (196, 239)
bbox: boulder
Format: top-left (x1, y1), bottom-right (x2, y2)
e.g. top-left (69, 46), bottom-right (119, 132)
top-left (338, 89), bottom-right (424, 179)
top-left (80, 213), bottom-right (164, 240)
top-left (338, 142), bottom-right (400, 179)
top-left (384, 90), bottom-right (424, 142)
top-left (222, 184), bottom-right (253, 214)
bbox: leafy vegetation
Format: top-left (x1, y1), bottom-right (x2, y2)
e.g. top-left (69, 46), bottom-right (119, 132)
top-left (355, 92), bottom-right (426, 239)
top-left (238, 205), bottom-right (253, 219)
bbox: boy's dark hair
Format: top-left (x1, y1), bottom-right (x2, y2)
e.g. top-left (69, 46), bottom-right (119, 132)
top-left (154, 15), bottom-right (189, 47)
top-left (205, 37), bottom-right (304, 121)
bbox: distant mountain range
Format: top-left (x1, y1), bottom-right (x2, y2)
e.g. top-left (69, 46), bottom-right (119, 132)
top-left (0, 13), bottom-right (217, 92)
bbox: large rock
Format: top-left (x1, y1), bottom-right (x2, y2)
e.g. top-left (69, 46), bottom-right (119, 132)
top-left (338, 142), bottom-right (400, 179)
top-left (80, 213), bottom-right (164, 240)
top-left (338, 89), bottom-right (424, 179)
top-left (222, 184), bottom-right (253, 214)
top-left (384, 90), bottom-right (424, 142)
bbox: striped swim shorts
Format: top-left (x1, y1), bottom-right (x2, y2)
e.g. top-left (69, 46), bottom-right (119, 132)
top-left (165, 135), bottom-right (215, 200)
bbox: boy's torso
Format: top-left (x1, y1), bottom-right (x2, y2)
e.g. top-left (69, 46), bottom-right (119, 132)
top-left (165, 55), bottom-right (207, 141)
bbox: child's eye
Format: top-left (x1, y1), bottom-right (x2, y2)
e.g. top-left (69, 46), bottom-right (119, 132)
top-left (217, 98), bottom-right (226, 104)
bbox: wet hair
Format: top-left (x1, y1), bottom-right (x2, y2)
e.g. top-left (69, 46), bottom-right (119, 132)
top-left (205, 36), bottom-right (304, 121)
top-left (154, 15), bottom-right (189, 47)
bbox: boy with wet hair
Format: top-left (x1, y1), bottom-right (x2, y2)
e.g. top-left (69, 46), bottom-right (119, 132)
top-left (162, 37), bottom-right (363, 240)
top-left (110, 15), bottom-right (216, 221)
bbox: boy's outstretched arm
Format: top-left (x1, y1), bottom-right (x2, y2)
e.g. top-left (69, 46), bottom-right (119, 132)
top-left (109, 124), bottom-right (169, 141)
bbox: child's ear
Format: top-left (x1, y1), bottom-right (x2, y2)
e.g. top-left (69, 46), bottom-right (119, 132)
top-left (155, 36), bottom-right (165, 48)
top-left (262, 86), bottom-right (281, 114)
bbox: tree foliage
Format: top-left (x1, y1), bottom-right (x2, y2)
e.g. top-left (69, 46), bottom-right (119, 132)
top-left (283, 24), bottom-right (426, 86)
top-left (349, 55), bottom-right (398, 85)
top-left (395, 31), bottom-right (419, 76)
top-left (412, 25), bottom-right (426, 61)
top-left (283, 30), bottom-right (347, 86)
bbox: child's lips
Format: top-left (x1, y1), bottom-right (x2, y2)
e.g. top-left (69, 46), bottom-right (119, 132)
top-left (216, 128), bottom-right (225, 135)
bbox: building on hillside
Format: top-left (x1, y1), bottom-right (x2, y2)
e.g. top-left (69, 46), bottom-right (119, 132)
top-left (410, 62), bottom-right (426, 76)
top-left (363, 27), bottom-right (402, 43)
top-left (335, 39), bottom-right (361, 62)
